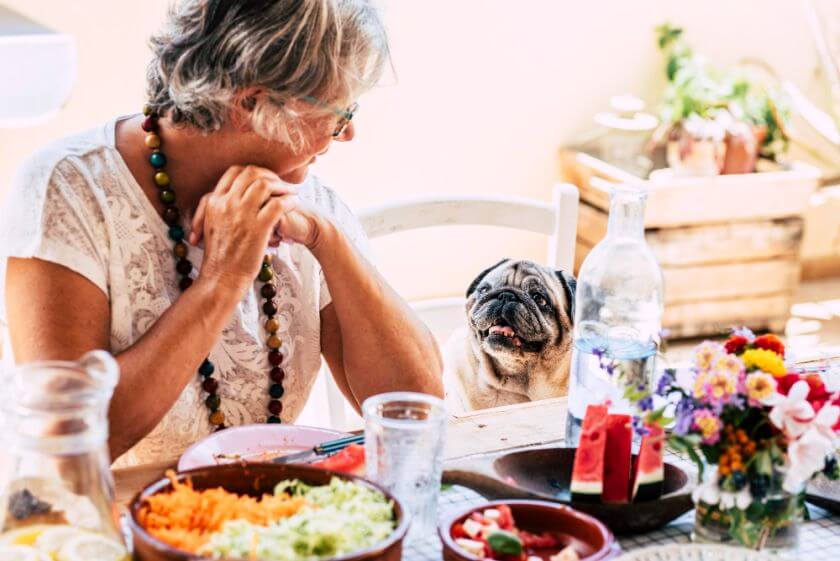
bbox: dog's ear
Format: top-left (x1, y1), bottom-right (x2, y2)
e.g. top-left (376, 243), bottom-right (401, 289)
top-left (555, 270), bottom-right (577, 321)
top-left (466, 259), bottom-right (510, 298)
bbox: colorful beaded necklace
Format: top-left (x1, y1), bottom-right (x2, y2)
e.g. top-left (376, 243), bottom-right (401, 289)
top-left (141, 105), bottom-right (285, 430)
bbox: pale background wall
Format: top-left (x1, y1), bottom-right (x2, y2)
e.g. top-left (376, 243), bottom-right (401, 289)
top-left (0, 0), bottom-right (829, 303)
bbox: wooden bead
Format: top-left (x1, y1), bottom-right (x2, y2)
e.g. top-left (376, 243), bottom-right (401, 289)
top-left (168, 225), bottom-right (185, 241)
top-left (154, 171), bottom-right (170, 186)
top-left (176, 259), bottom-right (193, 275)
top-left (199, 359), bottom-right (215, 376)
top-left (159, 189), bottom-right (175, 204)
top-left (268, 400), bottom-right (283, 415)
top-left (205, 394), bottom-right (221, 411)
top-left (258, 266), bottom-right (274, 282)
top-left (179, 277), bottom-right (193, 291)
top-left (163, 206), bottom-right (180, 225)
top-left (267, 335), bottom-right (282, 349)
top-left (202, 378), bottom-right (218, 394)
top-left (262, 301), bottom-right (277, 316)
top-left (142, 116), bottom-right (158, 132)
top-left (270, 367), bottom-right (285, 384)
top-left (267, 416), bottom-right (281, 424)
top-left (174, 242), bottom-right (188, 259)
top-left (265, 318), bottom-right (280, 333)
top-left (143, 104), bottom-right (153, 116)
top-left (268, 351), bottom-right (283, 366)
top-left (150, 151), bottom-right (167, 168)
top-left (209, 410), bottom-right (225, 426)
top-left (261, 284), bottom-right (276, 299)
top-left (269, 383), bottom-right (284, 399)
top-left (145, 133), bottom-right (161, 149)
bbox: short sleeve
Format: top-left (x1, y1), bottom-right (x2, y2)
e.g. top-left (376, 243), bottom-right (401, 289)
top-left (304, 177), bottom-right (375, 311)
top-left (0, 156), bottom-right (110, 298)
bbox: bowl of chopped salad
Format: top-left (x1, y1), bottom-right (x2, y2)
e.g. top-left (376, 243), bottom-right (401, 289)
top-left (440, 501), bottom-right (620, 561)
top-left (129, 463), bottom-right (409, 561)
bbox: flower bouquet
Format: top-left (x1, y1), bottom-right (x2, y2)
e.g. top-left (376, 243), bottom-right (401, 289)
top-left (637, 330), bottom-right (839, 552)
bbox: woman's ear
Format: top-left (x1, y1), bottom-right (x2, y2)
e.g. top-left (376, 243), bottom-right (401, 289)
top-left (229, 87), bottom-right (263, 131)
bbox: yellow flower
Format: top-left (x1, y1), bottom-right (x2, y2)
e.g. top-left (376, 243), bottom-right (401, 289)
top-left (694, 342), bottom-right (726, 372)
top-left (708, 372), bottom-right (737, 401)
top-left (712, 354), bottom-right (744, 378)
top-left (742, 348), bottom-right (786, 377)
top-left (693, 372), bottom-right (709, 399)
top-left (745, 372), bottom-right (777, 402)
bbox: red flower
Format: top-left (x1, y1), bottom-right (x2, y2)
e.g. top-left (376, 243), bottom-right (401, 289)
top-left (776, 373), bottom-right (801, 396)
top-left (724, 335), bottom-right (749, 355)
top-left (804, 374), bottom-right (831, 402)
top-left (753, 334), bottom-right (785, 357)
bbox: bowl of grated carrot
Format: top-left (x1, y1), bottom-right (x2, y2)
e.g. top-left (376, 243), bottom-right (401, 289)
top-left (129, 463), bottom-right (409, 561)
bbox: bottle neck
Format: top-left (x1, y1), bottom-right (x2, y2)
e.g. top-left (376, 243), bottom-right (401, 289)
top-left (606, 189), bottom-right (646, 239)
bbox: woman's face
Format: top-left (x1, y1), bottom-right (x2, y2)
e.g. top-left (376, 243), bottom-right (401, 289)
top-left (259, 107), bottom-right (356, 184)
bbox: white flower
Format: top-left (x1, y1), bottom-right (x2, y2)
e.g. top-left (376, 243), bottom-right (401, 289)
top-left (824, 367), bottom-right (840, 393)
top-left (812, 403), bottom-right (840, 442)
top-left (767, 381), bottom-right (815, 438)
top-left (720, 487), bottom-right (752, 510)
top-left (675, 366), bottom-right (697, 394)
top-left (784, 427), bottom-right (835, 493)
top-left (692, 470), bottom-right (720, 506)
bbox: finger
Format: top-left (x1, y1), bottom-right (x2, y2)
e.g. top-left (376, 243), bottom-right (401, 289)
top-left (214, 165), bottom-right (246, 195)
top-left (189, 195), bottom-right (210, 245)
top-left (257, 194), bottom-right (300, 226)
top-left (228, 166), bottom-right (277, 200)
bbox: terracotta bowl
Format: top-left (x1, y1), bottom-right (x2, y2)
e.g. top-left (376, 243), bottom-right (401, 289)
top-left (129, 463), bottom-right (409, 561)
top-left (439, 500), bottom-right (621, 561)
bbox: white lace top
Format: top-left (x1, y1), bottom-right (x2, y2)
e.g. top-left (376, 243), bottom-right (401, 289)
top-left (0, 117), bottom-right (373, 467)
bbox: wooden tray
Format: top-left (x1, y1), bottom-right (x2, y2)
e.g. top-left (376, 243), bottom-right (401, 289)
top-left (443, 447), bottom-right (693, 535)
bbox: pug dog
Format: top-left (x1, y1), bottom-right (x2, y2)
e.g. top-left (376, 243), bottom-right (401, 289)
top-left (443, 259), bottom-right (577, 413)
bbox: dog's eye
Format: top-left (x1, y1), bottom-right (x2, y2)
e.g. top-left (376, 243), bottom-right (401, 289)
top-left (478, 285), bottom-right (490, 295)
top-left (531, 292), bottom-right (547, 306)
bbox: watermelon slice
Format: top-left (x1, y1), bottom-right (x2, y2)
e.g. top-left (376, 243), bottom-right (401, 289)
top-left (570, 404), bottom-right (608, 502)
top-left (603, 414), bottom-right (633, 503)
top-left (311, 443), bottom-right (366, 476)
top-left (630, 424), bottom-right (665, 502)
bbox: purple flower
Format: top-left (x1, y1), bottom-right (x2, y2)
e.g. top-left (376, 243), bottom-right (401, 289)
top-left (632, 416), bottom-right (651, 437)
top-left (638, 395), bottom-right (654, 412)
top-left (731, 327), bottom-right (756, 342)
top-left (656, 369), bottom-right (676, 396)
top-left (673, 397), bottom-right (695, 436)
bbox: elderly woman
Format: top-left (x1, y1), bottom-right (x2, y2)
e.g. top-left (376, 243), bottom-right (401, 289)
top-left (0, 0), bottom-right (442, 466)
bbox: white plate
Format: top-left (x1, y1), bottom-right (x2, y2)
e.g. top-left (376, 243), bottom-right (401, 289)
top-left (177, 424), bottom-right (349, 471)
top-left (615, 544), bottom-right (773, 561)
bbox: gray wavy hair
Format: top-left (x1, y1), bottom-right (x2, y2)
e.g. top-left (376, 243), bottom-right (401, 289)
top-left (146, 0), bottom-right (389, 146)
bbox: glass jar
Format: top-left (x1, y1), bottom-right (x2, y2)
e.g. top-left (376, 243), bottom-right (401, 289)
top-left (565, 185), bottom-right (664, 446)
top-left (693, 466), bottom-right (804, 558)
top-left (0, 351), bottom-right (128, 560)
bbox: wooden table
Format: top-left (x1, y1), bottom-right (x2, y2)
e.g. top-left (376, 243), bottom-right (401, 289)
top-left (112, 397), bottom-right (570, 504)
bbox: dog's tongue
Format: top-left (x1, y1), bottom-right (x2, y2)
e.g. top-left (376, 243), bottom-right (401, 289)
top-left (489, 325), bottom-right (515, 338)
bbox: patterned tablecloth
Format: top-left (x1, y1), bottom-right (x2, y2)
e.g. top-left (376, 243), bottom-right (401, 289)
top-left (405, 453), bottom-right (840, 561)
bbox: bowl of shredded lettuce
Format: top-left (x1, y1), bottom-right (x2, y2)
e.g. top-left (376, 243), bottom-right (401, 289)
top-left (130, 463), bottom-right (409, 561)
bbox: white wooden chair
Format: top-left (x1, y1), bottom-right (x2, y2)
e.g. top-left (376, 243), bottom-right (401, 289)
top-left (323, 183), bottom-right (580, 429)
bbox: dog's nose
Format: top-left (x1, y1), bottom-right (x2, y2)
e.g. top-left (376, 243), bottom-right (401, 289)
top-left (497, 291), bottom-right (517, 303)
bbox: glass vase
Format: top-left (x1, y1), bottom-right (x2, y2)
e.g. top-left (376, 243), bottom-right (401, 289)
top-left (692, 467), bottom-right (805, 558)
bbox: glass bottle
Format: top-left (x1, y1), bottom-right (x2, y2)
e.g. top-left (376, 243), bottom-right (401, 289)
top-left (565, 184), bottom-right (664, 446)
top-left (0, 351), bottom-right (128, 560)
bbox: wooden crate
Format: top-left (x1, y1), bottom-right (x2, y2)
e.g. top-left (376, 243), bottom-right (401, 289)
top-left (559, 150), bottom-right (821, 339)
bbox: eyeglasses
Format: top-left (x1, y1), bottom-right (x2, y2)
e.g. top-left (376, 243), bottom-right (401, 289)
top-left (301, 95), bottom-right (359, 138)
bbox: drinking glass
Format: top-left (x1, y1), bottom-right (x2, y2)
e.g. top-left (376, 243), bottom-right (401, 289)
top-left (363, 392), bottom-right (446, 541)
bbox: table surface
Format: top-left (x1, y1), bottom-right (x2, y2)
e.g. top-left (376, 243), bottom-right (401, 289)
top-left (114, 359), bottom-right (840, 559)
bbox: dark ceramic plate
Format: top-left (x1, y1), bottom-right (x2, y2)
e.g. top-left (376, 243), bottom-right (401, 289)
top-left (807, 476), bottom-right (840, 515)
top-left (129, 463), bottom-right (409, 561)
top-left (443, 447), bottom-right (693, 535)
top-left (440, 500), bottom-right (620, 561)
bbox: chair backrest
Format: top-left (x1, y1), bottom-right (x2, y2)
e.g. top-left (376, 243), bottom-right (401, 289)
top-left (357, 183), bottom-right (579, 343)
top-left (320, 183), bottom-right (579, 430)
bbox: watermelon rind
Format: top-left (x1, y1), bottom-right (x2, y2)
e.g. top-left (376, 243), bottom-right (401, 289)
top-left (630, 425), bottom-right (665, 502)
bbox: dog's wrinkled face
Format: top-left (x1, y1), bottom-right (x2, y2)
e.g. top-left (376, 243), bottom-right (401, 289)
top-left (466, 259), bottom-right (576, 375)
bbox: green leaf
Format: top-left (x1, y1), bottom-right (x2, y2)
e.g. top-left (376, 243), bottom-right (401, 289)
top-left (487, 531), bottom-right (522, 556)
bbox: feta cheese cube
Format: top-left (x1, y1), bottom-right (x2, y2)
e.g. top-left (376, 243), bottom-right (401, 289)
top-left (455, 538), bottom-right (485, 557)
top-left (550, 545), bottom-right (580, 561)
top-left (482, 508), bottom-right (501, 521)
top-left (462, 518), bottom-right (483, 539)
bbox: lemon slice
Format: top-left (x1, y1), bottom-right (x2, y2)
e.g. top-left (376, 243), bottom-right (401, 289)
top-left (56, 534), bottom-right (126, 561)
top-left (0, 545), bottom-right (51, 561)
top-left (33, 526), bottom-right (88, 556)
top-left (0, 527), bottom-right (55, 548)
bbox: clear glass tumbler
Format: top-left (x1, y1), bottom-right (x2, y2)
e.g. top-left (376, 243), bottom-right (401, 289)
top-left (363, 392), bottom-right (446, 541)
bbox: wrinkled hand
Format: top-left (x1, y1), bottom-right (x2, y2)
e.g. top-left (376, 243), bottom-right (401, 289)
top-left (190, 165), bottom-right (321, 291)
